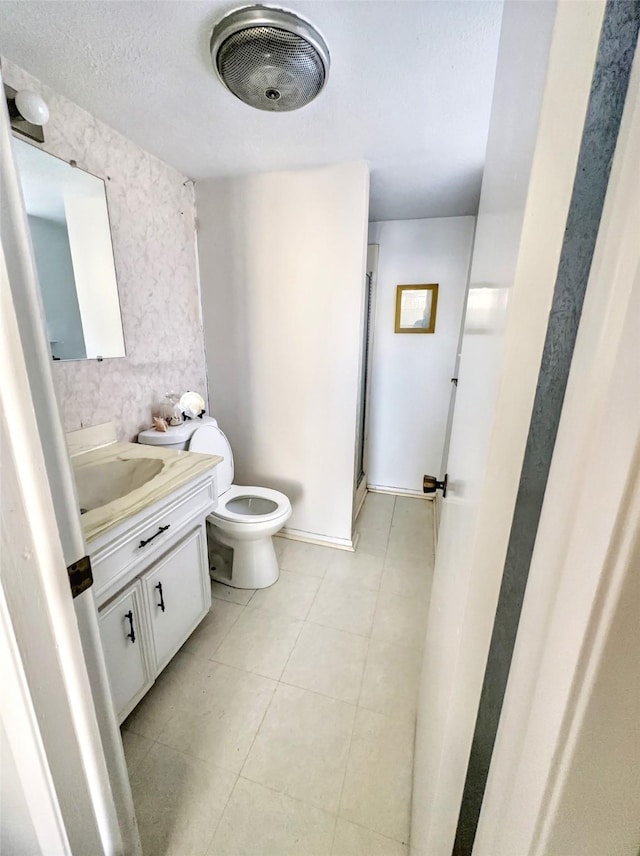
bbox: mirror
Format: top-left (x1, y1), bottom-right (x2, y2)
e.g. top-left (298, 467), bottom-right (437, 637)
top-left (12, 138), bottom-right (126, 361)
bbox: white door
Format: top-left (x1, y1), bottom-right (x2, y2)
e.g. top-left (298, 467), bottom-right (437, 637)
top-left (411, 3), bottom-right (606, 854)
top-left (142, 527), bottom-right (210, 671)
top-left (474, 44), bottom-right (640, 855)
top-left (99, 585), bottom-right (153, 722)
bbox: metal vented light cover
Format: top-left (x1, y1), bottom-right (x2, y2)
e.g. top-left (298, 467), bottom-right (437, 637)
top-left (210, 5), bottom-right (330, 112)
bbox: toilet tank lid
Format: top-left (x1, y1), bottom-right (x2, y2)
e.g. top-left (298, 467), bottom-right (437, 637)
top-left (138, 415), bottom-right (218, 446)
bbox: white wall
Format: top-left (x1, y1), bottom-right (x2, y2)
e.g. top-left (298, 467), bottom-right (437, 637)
top-left (197, 162), bottom-right (369, 545)
top-left (367, 217), bottom-right (474, 493)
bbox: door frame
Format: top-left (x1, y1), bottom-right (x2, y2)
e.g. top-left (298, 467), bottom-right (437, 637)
top-left (435, 221), bottom-right (476, 537)
top-left (1, 74), bottom-right (140, 854)
top-left (474, 41), bottom-right (640, 855)
top-left (353, 242), bottom-right (379, 523)
top-left (1, 230), bottom-right (119, 854)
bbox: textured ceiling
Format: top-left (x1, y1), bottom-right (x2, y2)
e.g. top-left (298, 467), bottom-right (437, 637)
top-left (0, 1), bottom-right (503, 221)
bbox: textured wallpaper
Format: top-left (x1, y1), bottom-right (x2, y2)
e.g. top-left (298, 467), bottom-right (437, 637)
top-left (3, 58), bottom-right (208, 441)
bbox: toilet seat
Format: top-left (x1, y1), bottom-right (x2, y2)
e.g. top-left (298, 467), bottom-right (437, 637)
top-left (210, 485), bottom-right (290, 524)
top-left (189, 425), bottom-right (290, 526)
top-left (139, 414), bottom-right (291, 589)
top-left (189, 424), bottom-right (234, 492)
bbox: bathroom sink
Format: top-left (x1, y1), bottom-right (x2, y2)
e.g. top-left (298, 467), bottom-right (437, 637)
top-left (74, 458), bottom-right (164, 513)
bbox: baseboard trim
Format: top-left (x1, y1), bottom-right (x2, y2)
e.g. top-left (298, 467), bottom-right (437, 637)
top-left (276, 527), bottom-right (357, 552)
top-left (353, 486), bottom-right (368, 521)
top-left (367, 484), bottom-right (435, 501)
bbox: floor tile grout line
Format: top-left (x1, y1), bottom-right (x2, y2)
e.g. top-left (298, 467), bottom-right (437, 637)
top-left (143, 661), bottom-right (281, 776)
top-left (274, 542), bottom-right (350, 668)
top-left (160, 640), bottom-right (416, 735)
top-left (208, 592), bottom-right (307, 678)
top-left (334, 708), bottom-right (415, 846)
top-left (272, 608), bottom-right (307, 682)
top-left (332, 691), bottom-right (360, 851)
top-left (274, 678), bottom-right (361, 709)
top-left (127, 736), bottom-right (242, 851)
top-left (232, 580), bottom-right (365, 827)
top-left (233, 672), bottom-right (280, 786)
top-left (327, 705), bottom-right (360, 853)
top-left (201, 600), bottom-right (249, 663)
top-left (208, 595), bottom-right (247, 649)
top-left (210, 591), bottom-right (253, 608)
top-left (331, 495), bottom-right (397, 852)
top-left (386, 495), bottom-right (397, 557)
top-left (200, 656), bottom-right (279, 686)
top-left (122, 731), bottom-right (157, 780)
top-left (355, 700), bottom-right (419, 729)
top-left (234, 772), bottom-right (339, 818)
top-left (278, 566), bottom-right (329, 580)
top-left (301, 569), bottom-right (324, 620)
top-left (328, 813), bottom-right (340, 856)
top-left (239, 573), bottom-right (323, 623)
top-left (336, 814), bottom-right (413, 849)
top-left (357, 635), bottom-right (376, 708)
top-left (200, 769), bottom-right (240, 856)
top-left (303, 614), bottom-right (374, 641)
top-left (370, 499), bottom-right (395, 649)
top-left (316, 572), bottom-right (383, 596)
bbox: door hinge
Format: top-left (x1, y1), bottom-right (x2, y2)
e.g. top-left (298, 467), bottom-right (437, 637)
top-left (67, 555), bottom-right (93, 599)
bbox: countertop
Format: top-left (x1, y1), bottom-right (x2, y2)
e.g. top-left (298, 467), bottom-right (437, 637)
top-left (73, 440), bottom-right (222, 543)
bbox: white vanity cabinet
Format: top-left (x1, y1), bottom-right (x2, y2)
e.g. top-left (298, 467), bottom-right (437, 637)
top-left (91, 470), bottom-right (216, 722)
top-left (98, 583), bottom-right (153, 719)
top-left (141, 527), bottom-right (209, 672)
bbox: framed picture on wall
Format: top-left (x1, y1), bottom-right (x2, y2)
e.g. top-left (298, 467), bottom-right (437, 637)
top-left (395, 284), bottom-right (439, 333)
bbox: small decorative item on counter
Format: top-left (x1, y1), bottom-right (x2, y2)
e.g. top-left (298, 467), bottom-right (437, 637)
top-left (180, 391), bottom-right (206, 420)
top-left (166, 392), bottom-right (183, 425)
top-left (159, 391), bottom-right (183, 426)
top-left (153, 416), bottom-right (168, 432)
top-left (158, 394), bottom-right (173, 424)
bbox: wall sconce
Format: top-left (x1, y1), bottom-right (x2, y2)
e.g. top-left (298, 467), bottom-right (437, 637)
top-left (4, 83), bottom-right (49, 143)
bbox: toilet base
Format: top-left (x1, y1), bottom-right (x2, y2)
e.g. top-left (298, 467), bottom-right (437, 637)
top-left (207, 523), bottom-right (280, 590)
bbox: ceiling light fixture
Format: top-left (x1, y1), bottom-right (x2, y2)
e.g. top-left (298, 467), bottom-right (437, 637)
top-left (4, 84), bottom-right (50, 143)
top-left (210, 5), bottom-right (330, 112)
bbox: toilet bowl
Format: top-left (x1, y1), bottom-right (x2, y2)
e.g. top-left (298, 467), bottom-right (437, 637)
top-left (138, 417), bottom-right (291, 589)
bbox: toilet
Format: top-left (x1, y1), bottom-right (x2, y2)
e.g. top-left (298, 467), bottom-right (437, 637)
top-left (138, 416), bottom-right (291, 589)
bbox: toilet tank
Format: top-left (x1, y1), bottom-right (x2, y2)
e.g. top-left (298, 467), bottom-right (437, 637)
top-left (138, 416), bottom-right (218, 451)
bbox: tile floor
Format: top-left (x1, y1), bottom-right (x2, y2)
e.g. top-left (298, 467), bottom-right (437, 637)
top-left (122, 493), bottom-right (435, 856)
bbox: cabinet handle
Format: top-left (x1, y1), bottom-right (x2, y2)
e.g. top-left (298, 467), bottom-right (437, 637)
top-left (125, 610), bottom-right (136, 643)
top-left (138, 524), bottom-right (170, 549)
top-left (156, 581), bottom-right (166, 613)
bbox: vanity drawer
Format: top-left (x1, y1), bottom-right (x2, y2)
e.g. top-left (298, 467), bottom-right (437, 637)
top-left (92, 476), bottom-right (216, 603)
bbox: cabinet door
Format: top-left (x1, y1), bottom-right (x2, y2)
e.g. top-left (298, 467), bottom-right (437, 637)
top-left (142, 526), bottom-right (210, 672)
top-left (98, 584), bottom-right (152, 722)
